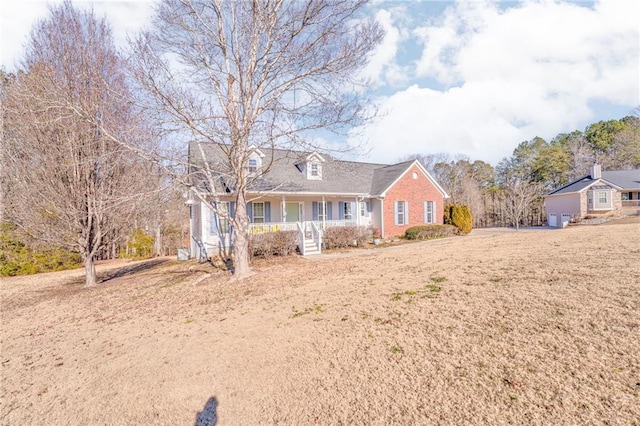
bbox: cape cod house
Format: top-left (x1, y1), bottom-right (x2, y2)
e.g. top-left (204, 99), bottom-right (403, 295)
top-left (187, 143), bottom-right (449, 257)
top-left (544, 164), bottom-right (640, 228)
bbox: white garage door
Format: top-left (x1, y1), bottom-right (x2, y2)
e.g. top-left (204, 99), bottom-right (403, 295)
top-left (548, 213), bottom-right (557, 227)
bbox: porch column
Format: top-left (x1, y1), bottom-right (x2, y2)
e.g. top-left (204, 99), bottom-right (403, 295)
top-left (322, 196), bottom-right (326, 228)
top-left (355, 196), bottom-right (359, 226)
top-left (281, 195), bottom-right (286, 223)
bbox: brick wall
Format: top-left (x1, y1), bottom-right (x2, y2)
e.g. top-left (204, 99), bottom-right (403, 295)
top-left (383, 165), bottom-right (445, 237)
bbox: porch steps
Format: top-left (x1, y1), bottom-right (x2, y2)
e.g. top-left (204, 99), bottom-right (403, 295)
top-left (302, 238), bottom-right (321, 256)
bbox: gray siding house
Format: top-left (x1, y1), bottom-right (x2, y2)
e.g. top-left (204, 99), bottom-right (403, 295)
top-left (544, 164), bottom-right (640, 228)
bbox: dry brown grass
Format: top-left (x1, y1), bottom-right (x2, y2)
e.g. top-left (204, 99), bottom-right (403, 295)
top-left (1, 221), bottom-right (639, 425)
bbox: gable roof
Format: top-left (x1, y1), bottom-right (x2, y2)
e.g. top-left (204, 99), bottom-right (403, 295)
top-left (372, 160), bottom-right (449, 198)
top-left (189, 142), bottom-right (449, 197)
top-left (546, 168), bottom-right (639, 196)
top-left (370, 161), bottom-right (414, 195)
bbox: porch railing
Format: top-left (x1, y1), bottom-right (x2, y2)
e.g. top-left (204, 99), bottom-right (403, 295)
top-left (247, 222), bottom-right (300, 234)
top-left (622, 200), bottom-right (640, 208)
top-left (311, 221), bottom-right (322, 249)
top-left (248, 220), bottom-right (358, 234)
top-left (296, 222), bottom-right (305, 255)
top-left (314, 220), bottom-right (358, 230)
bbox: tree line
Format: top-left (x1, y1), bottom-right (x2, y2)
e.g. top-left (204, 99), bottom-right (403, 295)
top-left (407, 114), bottom-right (640, 229)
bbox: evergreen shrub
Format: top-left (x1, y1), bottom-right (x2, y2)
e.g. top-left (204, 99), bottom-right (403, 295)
top-left (125, 228), bottom-right (155, 259)
top-left (404, 224), bottom-right (457, 240)
top-left (444, 204), bottom-right (473, 235)
top-left (1, 223), bottom-right (81, 276)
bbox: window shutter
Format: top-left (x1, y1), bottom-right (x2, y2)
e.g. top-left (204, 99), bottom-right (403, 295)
top-left (327, 202), bottom-right (333, 220)
top-left (394, 201), bottom-right (399, 225)
top-left (424, 201), bottom-right (428, 224)
top-left (433, 201), bottom-right (436, 223)
top-left (228, 202), bottom-right (236, 236)
top-left (367, 201), bottom-right (371, 216)
top-left (405, 201), bottom-right (409, 225)
top-left (247, 202), bottom-right (253, 223)
top-left (312, 202), bottom-right (319, 221)
top-left (265, 202), bottom-right (271, 222)
top-left (339, 201), bottom-right (345, 220)
top-left (210, 208), bottom-right (218, 235)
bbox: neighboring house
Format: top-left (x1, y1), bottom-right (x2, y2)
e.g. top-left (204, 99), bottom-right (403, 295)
top-left (187, 143), bottom-right (449, 257)
top-left (544, 164), bottom-right (640, 228)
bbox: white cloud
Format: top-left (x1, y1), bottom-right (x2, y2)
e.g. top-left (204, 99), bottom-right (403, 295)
top-left (360, 6), bottom-right (411, 87)
top-left (353, 0), bottom-right (639, 165)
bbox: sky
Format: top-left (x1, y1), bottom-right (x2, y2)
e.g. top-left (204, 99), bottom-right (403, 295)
top-left (1, 0), bottom-right (638, 166)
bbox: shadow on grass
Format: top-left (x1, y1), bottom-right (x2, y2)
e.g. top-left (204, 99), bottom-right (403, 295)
top-left (100, 258), bottom-right (172, 283)
top-left (195, 396), bottom-right (218, 426)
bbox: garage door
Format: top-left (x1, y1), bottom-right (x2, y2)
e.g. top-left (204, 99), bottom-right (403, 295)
top-left (548, 213), bottom-right (557, 227)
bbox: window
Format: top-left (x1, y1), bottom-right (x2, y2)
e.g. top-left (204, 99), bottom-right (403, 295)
top-left (622, 192), bottom-right (630, 201)
top-left (424, 201), bottom-right (434, 223)
top-left (598, 191), bottom-right (607, 204)
top-left (395, 201), bottom-right (408, 225)
top-left (318, 202), bottom-right (326, 221)
top-left (313, 201), bottom-right (332, 221)
top-left (248, 158), bottom-right (258, 174)
top-left (253, 202), bottom-right (265, 223)
top-left (212, 202), bottom-right (231, 234)
top-left (343, 202), bottom-right (353, 220)
top-left (360, 201), bottom-right (370, 217)
top-left (307, 162), bottom-right (322, 180)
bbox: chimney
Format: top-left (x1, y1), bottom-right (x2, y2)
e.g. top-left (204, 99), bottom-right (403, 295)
top-left (590, 163), bottom-right (601, 180)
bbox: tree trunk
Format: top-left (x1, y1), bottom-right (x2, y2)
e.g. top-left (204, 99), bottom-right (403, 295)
top-left (154, 223), bottom-right (162, 256)
top-left (84, 256), bottom-right (97, 287)
top-left (231, 192), bottom-right (253, 280)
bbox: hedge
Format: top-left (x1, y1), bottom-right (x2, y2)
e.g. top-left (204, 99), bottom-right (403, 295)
top-left (249, 230), bottom-right (298, 260)
top-left (322, 226), bottom-right (370, 249)
top-left (404, 224), bottom-right (458, 240)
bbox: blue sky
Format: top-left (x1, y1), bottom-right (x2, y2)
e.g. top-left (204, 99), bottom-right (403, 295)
top-left (2, 0), bottom-right (638, 166)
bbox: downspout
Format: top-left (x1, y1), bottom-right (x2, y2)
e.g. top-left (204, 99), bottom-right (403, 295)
top-left (201, 202), bottom-right (207, 255)
top-left (377, 197), bottom-right (384, 238)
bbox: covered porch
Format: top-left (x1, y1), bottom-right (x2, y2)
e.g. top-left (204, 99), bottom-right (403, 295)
top-left (245, 194), bottom-right (374, 255)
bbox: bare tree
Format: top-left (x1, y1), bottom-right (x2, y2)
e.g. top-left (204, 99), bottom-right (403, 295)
top-left (500, 173), bottom-right (544, 230)
top-left (2, 1), bottom-right (152, 286)
top-left (127, 0), bottom-right (383, 279)
top-left (399, 152), bottom-right (451, 175)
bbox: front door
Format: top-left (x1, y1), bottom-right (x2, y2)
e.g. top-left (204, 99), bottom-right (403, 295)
top-left (285, 202), bottom-right (302, 223)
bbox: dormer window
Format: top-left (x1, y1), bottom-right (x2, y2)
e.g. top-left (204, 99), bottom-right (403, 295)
top-left (300, 152), bottom-right (325, 180)
top-left (307, 161), bottom-right (322, 180)
top-left (248, 158), bottom-right (258, 174)
top-left (246, 146), bottom-right (265, 176)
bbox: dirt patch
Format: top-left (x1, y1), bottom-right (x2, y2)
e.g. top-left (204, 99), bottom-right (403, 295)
top-left (2, 225), bottom-right (639, 425)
